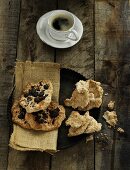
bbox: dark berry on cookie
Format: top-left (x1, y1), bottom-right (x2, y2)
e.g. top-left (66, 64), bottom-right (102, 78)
top-left (39, 81), bottom-right (43, 86)
top-left (34, 97), bottom-right (41, 103)
top-left (34, 110), bottom-right (48, 124)
top-left (52, 119), bottom-right (55, 124)
top-left (50, 107), bottom-right (60, 118)
top-left (43, 94), bottom-right (48, 99)
top-left (30, 87), bottom-right (38, 97)
top-left (44, 84), bottom-right (49, 90)
top-left (38, 118), bottom-right (44, 124)
top-left (42, 112), bottom-right (48, 119)
top-left (24, 92), bottom-right (29, 97)
top-left (18, 107), bottom-right (26, 119)
top-left (38, 91), bottom-right (44, 97)
top-left (27, 96), bottom-right (32, 102)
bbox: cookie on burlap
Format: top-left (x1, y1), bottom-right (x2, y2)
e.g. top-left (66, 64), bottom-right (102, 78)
top-left (12, 101), bottom-right (65, 131)
top-left (11, 101), bottom-right (31, 129)
top-left (65, 80), bottom-right (103, 111)
top-left (25, 102), bottom-right (66, 131)
top-left (19, 80), bottom-right (53, 113)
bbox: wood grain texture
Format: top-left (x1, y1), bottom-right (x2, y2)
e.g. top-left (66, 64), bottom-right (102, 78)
top-left (8, 149), bottom-right (51, 170)
top-left (115, 87), bottom-right (130, 170)
top-left (56, 0), bottom-right (94, 79)
top-left (95, 0), bottom-right (130, 170)
top-left (7, 0), bottom-right (57, 170)
top-left (52, 140), bottom-right (94, 170)
top-left (17, 0), bottom-right (57, 62)
top-left (0, 0), bottom-right (20, 169)
top-left (51, 1), bottom-right (95, 170)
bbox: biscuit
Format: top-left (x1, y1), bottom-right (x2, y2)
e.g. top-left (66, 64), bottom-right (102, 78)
top-left (25, 102), bottom-right (65, 131)
top-left (65, 80), bottom-right (103, 111)
top-left (66, 111), bottom-right (102, 137)
top-left (11, 101), bottom-right (31, 129)
top-left (12, 101), bottom-right (66, 131)
top-left (19, 80), bottom-right (53, 113)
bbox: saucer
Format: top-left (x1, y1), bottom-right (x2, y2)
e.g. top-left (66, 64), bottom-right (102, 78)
top-left (36, 10), bottom-right (83, 48)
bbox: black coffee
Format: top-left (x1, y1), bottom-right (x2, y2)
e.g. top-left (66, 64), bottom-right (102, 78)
top-left (52, 17), bottom-right (71, 31)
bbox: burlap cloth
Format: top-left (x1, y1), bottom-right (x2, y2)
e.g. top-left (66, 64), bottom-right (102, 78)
top-left (9, 61), bottom-right (60, 152)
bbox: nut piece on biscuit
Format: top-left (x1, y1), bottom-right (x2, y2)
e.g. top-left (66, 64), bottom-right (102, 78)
top-left (64, 80), bottom-right (103, 111)
top-left (103, 111), bottom-right (118, 127)
top-left (108, 101), bottom-right (115, 110)
top-left (19, 80), bottom-right (53, 113)
top-left (66, 111), bottom-right (102, 137)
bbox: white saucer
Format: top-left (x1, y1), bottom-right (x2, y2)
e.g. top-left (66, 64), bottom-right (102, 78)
top-left (36, 10), bottom-right (83, 48)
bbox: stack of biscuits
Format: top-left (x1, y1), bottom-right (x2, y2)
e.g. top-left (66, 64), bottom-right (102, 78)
top-left (12, 80), bottom-right (66, 131)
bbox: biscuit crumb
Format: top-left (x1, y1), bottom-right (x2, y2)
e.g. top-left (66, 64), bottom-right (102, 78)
top-left (95, 133), bottom-right (111, 149)
top-left (103, 111), bottom-right (118, 127)
top-left (86, 135), bottom-right (93, 143)
top-left (117, 127), bottom-right (124, 133)
top-left (108, 101), bottom-right (115, 110)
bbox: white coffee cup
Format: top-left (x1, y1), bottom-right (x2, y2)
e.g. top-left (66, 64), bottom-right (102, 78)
top-left (48, 10), bottom-right (79, 41)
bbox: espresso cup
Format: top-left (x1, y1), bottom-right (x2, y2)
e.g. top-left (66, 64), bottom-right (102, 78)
top-left (48, 10), bottom-right (79, 41)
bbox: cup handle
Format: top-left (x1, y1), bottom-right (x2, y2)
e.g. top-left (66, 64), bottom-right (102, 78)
top-left (67, 30), bottom-right (79, 41)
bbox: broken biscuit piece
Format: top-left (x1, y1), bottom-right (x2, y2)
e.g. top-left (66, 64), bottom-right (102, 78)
top-left (108, 101), bottom-right (115, 110)
top-left (117, 127), bottom-right (124, 133)
top-left (84, 117), bottom-right (102, 134)
top-left (86, 135), bottom-right (94, 143)
top-left (66, 111), bottom-right (102, 137)
top-left (103, 111), bottom-right (118, 127)
top-left (65, 80), bottom-right (103, 111)
top-left (66, 111), bottom-right (88, 128)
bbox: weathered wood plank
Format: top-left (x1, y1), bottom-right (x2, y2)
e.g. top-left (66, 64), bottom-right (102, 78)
top-left (115, 87), bottom-right (130, 170)
top-left (52, 140), bottom-right (94, 170)
top-left (7, 0), bottom-right (57, 170)
top-left (51, 0), bottom-right (95, 170)
top-left (17, 0), bottom-right (57, 62)
top-left (0, 0), bottom-right (20, 169)
top-left (95, 0), bottom-right (130, 170)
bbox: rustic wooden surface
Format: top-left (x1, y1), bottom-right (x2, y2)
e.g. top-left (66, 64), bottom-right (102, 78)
top-left (0, 0), bottom-right (130, 170)
top-left (0, 0), bottom-right (20, 170)
top-left (95, 1), bottom-right (130, 170)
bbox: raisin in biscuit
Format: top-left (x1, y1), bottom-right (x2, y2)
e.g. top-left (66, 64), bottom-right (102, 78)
top-left (11, 101), bottom-right (31, 129)
top-left (19, 80), bottom-right (53, 113)
top-left (25, 102), bottom-right (66, 131)
top-left (65, 80), bottom-right (103, 111)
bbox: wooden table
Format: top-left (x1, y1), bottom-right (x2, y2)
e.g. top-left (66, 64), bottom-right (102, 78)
top-left (0, 0), bottom-right (130, 169)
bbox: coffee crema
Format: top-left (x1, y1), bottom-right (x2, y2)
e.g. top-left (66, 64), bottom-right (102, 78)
top-left (52, 17), bottom-right (72, 31)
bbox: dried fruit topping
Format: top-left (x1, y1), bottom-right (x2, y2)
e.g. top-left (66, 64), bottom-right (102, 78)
top-left (18, 106), bottom-right (26, 119)
top-left (44, 84), bottom-right (49, 90)
top-left (50, 107), bottom-right (60, 118)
